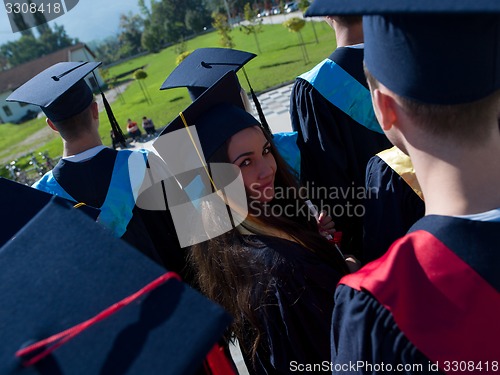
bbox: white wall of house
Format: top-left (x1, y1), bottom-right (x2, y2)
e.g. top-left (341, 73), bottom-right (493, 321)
top-left (0, 91), bottom-right (41, 124)
top-left (0, 46), bottom-right (105, 124)
top-left (70, 48), bottom-right (106, 91)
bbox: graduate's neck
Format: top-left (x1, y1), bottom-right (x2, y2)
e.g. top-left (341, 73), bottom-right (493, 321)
top-left (409, 128), bottom-right (500, 217)
top-left (333, 22), bottom-right (363, 47)
top-left (62, 133), bottom-right (103, 157)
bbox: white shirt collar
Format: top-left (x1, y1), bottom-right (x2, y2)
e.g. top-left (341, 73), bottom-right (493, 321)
top-left (345, 43), bottom-right (364, 49)
top-left (455, 208), bottom-right (500, 222)
top-left (63, 145), bottom-right (107, 163)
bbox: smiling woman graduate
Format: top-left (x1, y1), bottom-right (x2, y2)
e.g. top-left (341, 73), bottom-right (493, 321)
top-left (155, 71), bottom-right (354, 374)
top-left (305, 0), bottom-right (500, 373)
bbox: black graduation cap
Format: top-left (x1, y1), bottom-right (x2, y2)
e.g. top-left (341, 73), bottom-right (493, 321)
top-left (151, 71), bottom-right (254, 248)
top-left (156, 70), bottom-right (261, 161)
top-left (6, 61), bottom-right (100, 122)
top-left (305, 0), bottom-right (500, 105)
top-left (0, 177), bottom-right (99, 248)
top-left (160, 48), bottom-right (256, 100)
top-left (7, 61), bottom-right (126, 143)
top-left (0, 198), bottom-right (232, 374)
top-left (161, 48), bottom-right (272, 136)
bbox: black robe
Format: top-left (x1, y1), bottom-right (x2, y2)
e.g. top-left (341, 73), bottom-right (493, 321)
top-left (48, 148), bottom-right (187, 276)
top-left (363, 154), bottom-right (425, 262)
top-left (290, 47), bottom-right (391, 257)
top-left (237, 235), bottom-right (343, 374)
top-left (331, 215), bottom-right (500, 374)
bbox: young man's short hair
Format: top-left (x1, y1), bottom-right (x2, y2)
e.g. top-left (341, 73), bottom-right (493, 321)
top-left (365, 67), bottom-right (500, 145)
top-left (52, 101), bottom-right (95, 142)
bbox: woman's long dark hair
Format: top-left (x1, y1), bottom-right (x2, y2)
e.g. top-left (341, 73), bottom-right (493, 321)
top-left (189, 126), bottom-right (349, 363)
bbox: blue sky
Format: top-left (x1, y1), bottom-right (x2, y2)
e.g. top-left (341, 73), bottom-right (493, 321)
top-left (1, 0), bottom-right (142, 45)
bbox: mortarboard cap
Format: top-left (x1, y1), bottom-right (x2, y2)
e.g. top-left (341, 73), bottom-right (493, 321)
top-left (0, 177), bottom-right (99, 248)
top-left (0, 198), bottom-right (231, 374)
top-left (7, 61), bottom-right (100, 122)
top-left (305, 0), bottom-right (500, 104)
top-left (151, 71), bottom-right (254, 248)
top-left (157, 70), bottom-right (260, 160)
top-left (161, 48), bottom-right (256, 100)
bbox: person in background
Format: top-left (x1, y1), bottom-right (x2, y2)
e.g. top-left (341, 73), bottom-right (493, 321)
top-left (290, 14), bottom-right (391, 259)
top-left (127, 118), bottom-right (142, 141)
top-left (159, 71), bottom-right (356, 374)
top-left (6, 62), bottom-right (187, 278)
top-left (142, 116), bottom-right (156, 136)
top-left (305, 0), bottom-right (500, 372)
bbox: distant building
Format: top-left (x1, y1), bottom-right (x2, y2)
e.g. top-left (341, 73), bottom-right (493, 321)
top-left (0, 43), bottom-right (104, 124)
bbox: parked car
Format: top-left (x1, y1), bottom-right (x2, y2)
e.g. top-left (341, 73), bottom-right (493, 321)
top-left (285, 1), bottom-right (299, 13)
top-left (271, 6), bottom-right (281, 14)
top-left (258, 8), bottom-right (271, 17)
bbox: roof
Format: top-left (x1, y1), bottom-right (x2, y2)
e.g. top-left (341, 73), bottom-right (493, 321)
top-left (0, 43), bottom-right (95, 93)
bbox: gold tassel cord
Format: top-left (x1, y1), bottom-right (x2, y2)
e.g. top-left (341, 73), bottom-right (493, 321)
top-left (178, 112), bottom-right (218, 192)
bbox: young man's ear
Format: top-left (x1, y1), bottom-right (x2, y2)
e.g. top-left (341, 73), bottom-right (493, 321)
top-left (46, 118), bottom-right (59, 133)
top-left (372, 88), bottom-right (399, 132)
top-left (90, 101), bottom-right (99, 120)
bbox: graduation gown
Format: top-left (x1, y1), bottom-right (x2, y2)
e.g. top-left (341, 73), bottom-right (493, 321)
top-left (363, 152), bottom-right (425, 262)
top-left (33, 148), bottom-right (187, 275)
top-left (237, 235), bottom-right (343, 375)
top-left (290, 47), bottom-right (391, 256)
top-left (331, 215), bottom-right (500, 374)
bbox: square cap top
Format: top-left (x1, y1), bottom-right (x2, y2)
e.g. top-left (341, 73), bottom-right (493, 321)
top-left (305, 0), bottom-right (500, 16)
top-left (160, 48), bottom-right (256, 100)
top-left (156, 70), bottom-right (260, 161)
top-left (6, 61), bottom-right (101, 122)
top-left (306, 0), bottom-right (500, 105)
top-left (0, 198), bottom-right (231, 374)
top-left (0, 177), bottom-right (99, 248)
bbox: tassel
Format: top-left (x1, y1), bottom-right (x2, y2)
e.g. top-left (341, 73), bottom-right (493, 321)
top-left (92, 71), bottom-right (127, 145)
top-left (241, 68), bottom-right (273, 138)
top-left (101, 92), bottom-right (127, 145)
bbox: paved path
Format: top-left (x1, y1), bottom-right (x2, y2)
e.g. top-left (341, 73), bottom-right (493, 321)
top-left (250, 83), bottom-right (294, 134)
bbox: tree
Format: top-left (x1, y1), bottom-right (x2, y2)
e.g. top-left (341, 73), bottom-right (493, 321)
top-left (0, 23), bottom-right (76, 68)
top-left (0, 35), bottom-right (45, 67)
top-left (282, 17), bottom-right (310, 64)
top-left (212, 12), bottom-right (234, 48)
top-left (298, 0), bottom-right (318, 43)
top-left (118, 12), bottom-right (144, 57)
top-left (138, 0), bottom-right (152, 17)
top-left (239, 2), bottom-right (263, 54)
top-left (0, 54), bottom-right (9, 71)
top-left (298, 0), bottom-right (310, 12)
top-left (176, 50), bottom-right (192, 66)
top-left (133, 69), bottom-right (153, 104)
top-left (185, 8), bottom-right (212, 33)
top-left (141, 0), bottom-right (211, 52)
top-left (141, 0), bottom-right (181, 52)
top-left (93, 36), bottom-right (122, 65)
top-left (141, 23), bottom-right (165, 53)
top-left (38, 24), bottom-right (76, 53)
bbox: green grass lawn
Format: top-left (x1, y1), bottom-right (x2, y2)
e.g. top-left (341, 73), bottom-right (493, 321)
top-left (0, 20), bottom-right (336, 179)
